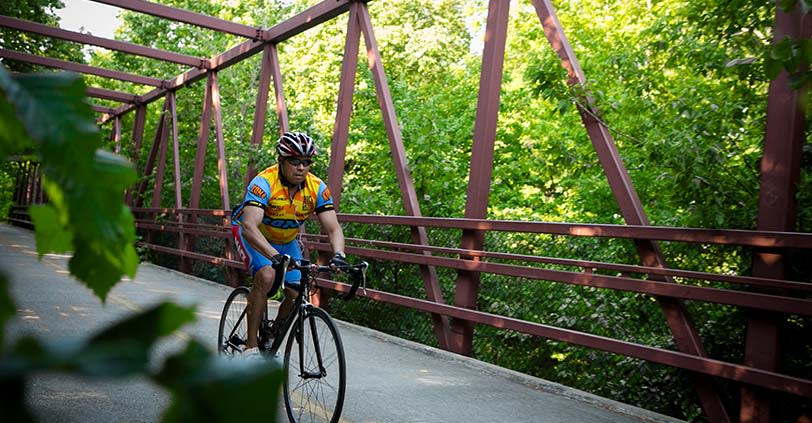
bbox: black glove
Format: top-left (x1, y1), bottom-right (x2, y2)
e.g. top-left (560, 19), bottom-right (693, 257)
top-left (271, 253), bottom-right (289, 270)
top-left (329, 252), bottom-right (349, 268)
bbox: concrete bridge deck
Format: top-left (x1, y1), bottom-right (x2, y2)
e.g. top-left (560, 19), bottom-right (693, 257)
top-left (1, 223), bottom-right (683, 423)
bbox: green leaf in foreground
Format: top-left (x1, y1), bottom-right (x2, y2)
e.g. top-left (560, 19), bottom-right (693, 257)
top-left (0, 273), bottom-right (14, 351)
top-left (28, 204), bottom-right (73, 255)
top-left (155, 340), bottom-right (283, 422)
top-left (0, 66), bottom-right (138, 300)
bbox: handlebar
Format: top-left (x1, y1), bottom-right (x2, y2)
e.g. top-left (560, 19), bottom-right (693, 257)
top-left (275, 255), bottom-right (369, 301)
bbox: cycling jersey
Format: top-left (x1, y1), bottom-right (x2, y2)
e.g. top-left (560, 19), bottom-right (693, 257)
top-left (231, 164), bottom-right (335, 244)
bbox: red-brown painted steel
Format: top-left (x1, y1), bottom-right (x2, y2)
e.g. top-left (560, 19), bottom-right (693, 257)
top-left (530, 1), bottom-right (729, 419)
top-left (301, 233), bottom-right (812, 293)
top-left (112, 115), bottom-right (122, 153)
top-left (337, 213), bottom-right (812, 248)
top-left (168, 92), bottom-right (183, 209)
top-left (151, 103), bottom-right (169, 209)
top-left (246, 45), bottom-right (273, 185)
top-left (210, 71), bottom-right (230, 210)
top-left (190, 72), bottom-right (214, 210)
top-left (0, 48), bottom-right (165, 87)
top-left (135, 97), bottom-right (169, 208)
top-left (99, 0), bottom-right (354, 123)
top-left (126, 103), bottom-right (147, 205)
top-left (92, 105), bottom-right (117, 114)
top-left (312, 279), bottom-right (812, 399)
top-left (328, 1), bottom-right (361, 209)
top-left (0, 15), bottom-right (206, 68)
top-left (356, 2), bottom-right (451, 350)
top-left (269, 44), bottom-right (289, 134)
top-left (86, 86), bottom-right (139, 103)
top-left (453, 0), bottom-right (510, 356)
top-left (91, 0), bottom-right (260, 39)
top-left (167, 91), bottom-right (189, 271)
top-left (742, 3), bottom-right (809, 422)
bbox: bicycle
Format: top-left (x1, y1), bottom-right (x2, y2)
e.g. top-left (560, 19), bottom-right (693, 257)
top-left (217, 254), bottom-right (368, 423)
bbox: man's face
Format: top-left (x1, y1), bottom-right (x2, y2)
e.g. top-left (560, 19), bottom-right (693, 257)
top-left (280, 156), bottom-right (312, 185)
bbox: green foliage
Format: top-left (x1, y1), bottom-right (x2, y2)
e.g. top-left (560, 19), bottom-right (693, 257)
top-left (0, 0), bottom-right (85, 72)
top-left (0, 65), bottom-right (283, 420)
top-left (1, 299), bottom-right (283, 421)
top-left (0, 68), bottom-right (138, 299)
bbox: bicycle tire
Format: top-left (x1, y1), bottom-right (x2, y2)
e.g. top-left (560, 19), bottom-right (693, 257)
top-left (283, 307), bottom-right (346, 423)
top-left (217, 286), bottom-right (250, 356)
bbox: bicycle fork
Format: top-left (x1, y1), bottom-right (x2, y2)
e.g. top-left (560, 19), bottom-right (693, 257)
top-left (297, 306), bottom-right (328, 380)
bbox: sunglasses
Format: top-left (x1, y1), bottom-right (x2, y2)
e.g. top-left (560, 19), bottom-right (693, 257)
top-left (286, 158), bottom-right (313, 167)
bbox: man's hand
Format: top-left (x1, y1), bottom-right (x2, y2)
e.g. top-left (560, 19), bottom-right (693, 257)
top-left (329, 252), bottom-right (348, 270)
top-left (271, 253), bottom-right (289, 270)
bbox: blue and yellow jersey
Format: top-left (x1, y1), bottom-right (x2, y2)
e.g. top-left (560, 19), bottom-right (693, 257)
top-left (231, 164), bottom-right (335, 244)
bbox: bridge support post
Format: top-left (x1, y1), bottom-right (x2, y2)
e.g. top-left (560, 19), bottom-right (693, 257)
top-left (451, 0), bottom-right (510, 356)
top-left (742, 3), bottom-right (808, 422)
top-left (125, 104), bottom-right (146, 206)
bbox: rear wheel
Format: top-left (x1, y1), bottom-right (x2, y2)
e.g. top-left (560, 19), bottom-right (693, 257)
top-left (283, 307), bottom-right (346, 423)
top-left (217, 286), bottom-right (250, 356)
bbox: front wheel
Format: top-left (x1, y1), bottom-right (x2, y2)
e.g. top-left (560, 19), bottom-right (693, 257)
top-left (218, 286), bottom-right (250, 356)
top-left (283, 307), bottom-right (346, 423)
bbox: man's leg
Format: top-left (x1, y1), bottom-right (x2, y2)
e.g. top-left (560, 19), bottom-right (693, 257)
top-left (246, 265), bottom-right (275, 349)
top-left (273, 286), bottom-right (299, 329)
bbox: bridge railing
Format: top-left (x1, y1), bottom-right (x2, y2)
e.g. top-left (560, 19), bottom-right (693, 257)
top-left (126, 207), bottom-right (812, 403)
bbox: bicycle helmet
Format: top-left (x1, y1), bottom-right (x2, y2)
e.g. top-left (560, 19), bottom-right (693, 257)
top-left (276, 131), bottom-right (317, 158)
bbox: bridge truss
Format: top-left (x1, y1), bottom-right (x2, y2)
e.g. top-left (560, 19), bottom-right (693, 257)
top-left (2, 1), bottom-right (811, 421)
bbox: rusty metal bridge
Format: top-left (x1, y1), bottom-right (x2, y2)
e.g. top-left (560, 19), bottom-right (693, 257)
top-left (2, 1), bottom-right (811, 422)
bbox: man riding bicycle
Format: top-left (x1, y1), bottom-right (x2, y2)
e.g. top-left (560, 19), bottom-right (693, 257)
top-left (231, 131), bottom-right (347, 358)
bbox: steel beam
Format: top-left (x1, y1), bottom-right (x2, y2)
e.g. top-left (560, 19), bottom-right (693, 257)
top-left (0, 15), bottom-right (207, 68)
top-left (0, 48), bottom-right (164, 87)
top-left (336, 214), bottom-right (812, 248)
top-left (269, 44), bottom-right (289, 134)
top-left (86, 86), bottom-right (139, 103)
top-left (308, 275), bottom-right (812, 400)
top-left (189, 72), bottom-right (213, 210)
top-left (126, 103), bottom-right (147, 206)
top-left (741, 3), bottom-right (808, 422)
top-left (151, 96), bottom-right (171, 209)
top-left (246, 44), bottom-right (274, 184)
top-left (92, 104), bottom-right (117, 114)
top-left (210, 72), bottom-right (229, 209)
top-left (452, 0), bottom-right (510, 356)
top-left (135, 96), bottom-right (168, 208)
top-left (328, 2), bottom-right (361, 209)
top-left (112, 115), bottom-right (122, 153)
top-left (91, 0), bottom-right (260, 39)
top-left (99, 0), bottom-right (355, 124)
top-left (356, 1), bottom-right (451, 350)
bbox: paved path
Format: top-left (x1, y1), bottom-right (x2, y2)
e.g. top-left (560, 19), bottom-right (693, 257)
top-left (1, 223), bottom-right (683, 423)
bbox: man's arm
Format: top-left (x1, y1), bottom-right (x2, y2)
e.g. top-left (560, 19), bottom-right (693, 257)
top-left (241, 206), bottom-right (279, 259)
top-left (317, 209), bottom-right (345, 256)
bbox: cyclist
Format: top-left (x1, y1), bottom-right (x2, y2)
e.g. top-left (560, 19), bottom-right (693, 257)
top-left (231, 131), bottom-right (348, 358)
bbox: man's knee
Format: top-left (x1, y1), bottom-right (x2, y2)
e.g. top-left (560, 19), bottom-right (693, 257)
top-left (253, 266), bottom-right (277, 294)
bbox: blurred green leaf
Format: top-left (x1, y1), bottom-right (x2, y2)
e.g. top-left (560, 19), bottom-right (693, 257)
top-left (0, 66), bottom-right (138, 300)
top-left (90, 302), bottom-right (195, 348)
top-left (0, 93), bottom-right (32, 159)
top-left (0, 273), bottom-right (13, 351)
top-left (28, 204), bottom-right (73, 255)
top-left (157, 340), bottom-right (283, 422)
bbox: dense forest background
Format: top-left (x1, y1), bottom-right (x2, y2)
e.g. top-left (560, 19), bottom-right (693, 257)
top-left (2, 0), bottom-right (811, 421)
